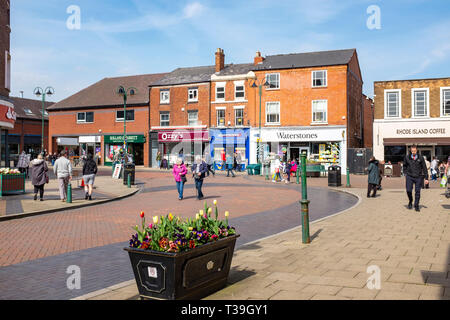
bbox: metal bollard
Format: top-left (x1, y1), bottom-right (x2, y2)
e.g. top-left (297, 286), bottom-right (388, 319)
top-left (127, 173), bottom-right (131, 188)
top-left (346, 167), bottom-right (351, 187)
top-left (300, 154), bottom-right (310, 244)
top-left (296, 166), bottom-right (300, 185)
top-left (265, 165), bottom-right (269, 180)
top-left (66, 183), bottom-right (72, 203)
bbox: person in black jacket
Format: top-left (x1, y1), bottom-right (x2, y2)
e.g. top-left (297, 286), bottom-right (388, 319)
top-left (191, 156), bottom-right (208, 200)
top-left (82, 153), bottom-right (98, 200)
top-left (403, 145), bottom-right (429, 212)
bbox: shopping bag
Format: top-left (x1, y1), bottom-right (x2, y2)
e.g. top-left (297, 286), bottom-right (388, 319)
top-left (440, 175), bottom-right (448, 188)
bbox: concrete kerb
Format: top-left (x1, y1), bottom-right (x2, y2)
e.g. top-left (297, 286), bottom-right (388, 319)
top-left (71, 187), bottom-right (362, 301)
top-left (0, 182), bottom-right (142, 222)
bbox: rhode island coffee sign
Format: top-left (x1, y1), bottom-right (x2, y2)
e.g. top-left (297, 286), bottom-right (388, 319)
top-left (381, 121), bottom-right (450, 138)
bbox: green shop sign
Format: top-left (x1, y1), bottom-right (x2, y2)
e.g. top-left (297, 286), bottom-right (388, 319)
top-left (104, 135), bottom-right (145, 144)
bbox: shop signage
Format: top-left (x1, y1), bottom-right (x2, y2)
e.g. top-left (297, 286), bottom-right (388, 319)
top-left (158, 130), bottom-right (209, 142)
top-left (79, 136), bottom-right (101, 143)
top-left (260, 128), bottom-right (346, 142)
top-left (0, 104), bottom-right (15, 129)
top-left (6, 106), bottom-right (16, 121)
top-left (112, 164), bottom-right (122, 179)
top-left (104, 135), bottom-right (145, 144)
top-left (395, 128), bottom-right (446, 135)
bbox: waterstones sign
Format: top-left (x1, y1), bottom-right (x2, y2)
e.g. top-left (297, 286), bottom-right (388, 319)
top-left (260, 128), bottom-right (345, 142)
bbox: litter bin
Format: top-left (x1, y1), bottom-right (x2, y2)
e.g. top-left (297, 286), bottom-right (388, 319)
top-left (253, 164), bottom-right (261, 175)
top-left (328, 165), bottom-right (341, 187)
top-left (247, 164), bottom-right (255, 175)
top-left (123, 163), bottom-right (136, 185)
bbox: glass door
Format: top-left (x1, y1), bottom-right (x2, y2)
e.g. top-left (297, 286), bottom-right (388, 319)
top-left (418, 147), bottom-right (433, 162)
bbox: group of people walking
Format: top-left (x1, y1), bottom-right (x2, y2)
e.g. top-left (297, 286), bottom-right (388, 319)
top-left (367, 145), bottom-right (449, 212)
top-left (272, 157), bottom-right (298, 183)
top-left (23, 150), bottom-right (98, 202)
top-left (172, 156), bottom-right (209, 200)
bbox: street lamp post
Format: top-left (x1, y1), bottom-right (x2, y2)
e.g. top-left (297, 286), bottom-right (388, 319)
top-left (250, 78), bottom-right (269, 176)
top-left (116, 86), bottom-right (137, 156)
top-left (34, 86), bottom-right (54, 154)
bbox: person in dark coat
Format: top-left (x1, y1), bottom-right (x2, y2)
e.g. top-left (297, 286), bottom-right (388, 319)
top-left (403, 145), bottom-right (429, 212)
top-left (191, 156), bottom-right (208, 200)
top-left (367, 157), bottom-right (380, 198)
top-left (82, 153), bottom-right (98, 200)
top-left (31, 154), bottom-right (48, 201)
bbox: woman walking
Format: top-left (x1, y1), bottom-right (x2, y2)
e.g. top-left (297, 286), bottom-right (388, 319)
top-left (31, 154), bottom-right (48, 201)
top-left (367, 156), bottom-right (380, 198)
top-left (173, 158), bottom-right (187, 200)
top-left (82, 153), bottom-right (98, 200)
top-left (156, 151), bottom-right (162, 169)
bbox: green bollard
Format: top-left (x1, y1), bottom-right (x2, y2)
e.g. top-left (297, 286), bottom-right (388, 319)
top-left (346, 167), bottom-right (351, 187)
top-left (127, 173), bottom-right (131, 188)
top-left (296, 166), bottom-right (300, 185)
top-left (66, 183), bottom-right (72, 203)
top-left (300, 153), bottom-right (310, 244)
top-left (265, 164), bottom-right (269, 180)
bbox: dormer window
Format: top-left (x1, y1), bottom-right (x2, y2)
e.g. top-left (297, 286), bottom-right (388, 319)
top-left (24, 108), bottom-right (33, 115)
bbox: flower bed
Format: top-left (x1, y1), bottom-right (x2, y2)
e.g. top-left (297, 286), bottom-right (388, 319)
top-left (124, 200), bottom-right (239, 300)
top-left (0, 170), bottom-right (26, 197)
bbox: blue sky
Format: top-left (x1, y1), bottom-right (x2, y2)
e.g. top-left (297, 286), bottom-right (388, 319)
top-left (11, 0), bottom-right (450, 102)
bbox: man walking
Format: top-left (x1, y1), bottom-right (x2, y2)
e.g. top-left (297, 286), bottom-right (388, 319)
top-left (403, 145), bottom-right (429, 212)
top-left (226, 153), bottom-right (235, 177)
top-left (191, 156), bottom-right (208, 200)
top-left (53, 150), bottom-right (73, 202)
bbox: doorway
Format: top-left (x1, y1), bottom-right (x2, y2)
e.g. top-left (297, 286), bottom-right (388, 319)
top-left (289, 147), bottom-right (309, 162)
top-left (418, 147), bottom-right (433, 162)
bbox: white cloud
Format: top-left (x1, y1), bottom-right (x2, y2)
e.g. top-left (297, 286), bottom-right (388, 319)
top-left (183, 2), bottom-right (205, 19)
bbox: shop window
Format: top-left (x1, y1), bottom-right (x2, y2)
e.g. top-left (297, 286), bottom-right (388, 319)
top-left (188, 111), bottom-right (198, 126)
top-left (160, 89), bottom-right (170, 104)
top-left (265, 73), bottom-right (280, 89)
top-left (385, 90), bottom-right (401, 118)
top-left (266, 102), bottom-right (280, 124)
top-left (312, 100), bottom-right (327, 123)
top-left (77, 112), bottom-right (94, 123)
top-left (116, 110), bottom-right (134, 122)
top-left (235, 84), bottom-right (245, 100)
top-left (412, 88), bottom-right (429, 117)
top-left (160, 112), bottom-right (170, 127)
top-left (217, 109), bottom-right (225, 127)
top-left (442, 88), bottom-right (450, 116)
top-left (384, 146), bottom-right (406, 164)
top-left (312, 70), bottom-right (327, 87)
top-left (235, 108), bottom-right (244, 126)
top-left (216, 86), bottom-right (225, 101)
top-left (188, 88), bottom-right (198, 102)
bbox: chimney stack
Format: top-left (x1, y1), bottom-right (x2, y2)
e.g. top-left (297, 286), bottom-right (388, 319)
top-left (254, 51), bottom-right (264, 65)
top-left (215, 48), bottom-right (225, 73)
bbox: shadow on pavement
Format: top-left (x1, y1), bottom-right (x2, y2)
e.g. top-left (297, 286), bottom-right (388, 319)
top-left (420, 246), bottom-right (449, 300)
top-left (227, 266), bottom-right (257, 285)
top-left (310, 228), bottom-right (323, 241)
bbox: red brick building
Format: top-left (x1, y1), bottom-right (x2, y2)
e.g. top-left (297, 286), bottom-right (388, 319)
top-left (7, 97), bottom-right (53, 163)
top-left (0, 0), bottom-right (14, 167)
top-left (47, 73), bottom-right (166, 167)
top-left (363, 94), bottom-right (374, 148)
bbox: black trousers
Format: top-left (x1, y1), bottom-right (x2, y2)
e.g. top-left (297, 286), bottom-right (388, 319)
top-left (406, 175), bottom-right (423, 208)
top-left (34, 184), bottom-right (45, 199)
top-left (367, 183), bottom-right (377, 197)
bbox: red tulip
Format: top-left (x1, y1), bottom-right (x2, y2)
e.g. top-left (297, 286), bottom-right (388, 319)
top-left (140, 211), bottom-right (145, 218)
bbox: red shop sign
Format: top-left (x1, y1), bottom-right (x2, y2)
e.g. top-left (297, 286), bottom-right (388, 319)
top-left (158, 130), bottom-right (209, 142)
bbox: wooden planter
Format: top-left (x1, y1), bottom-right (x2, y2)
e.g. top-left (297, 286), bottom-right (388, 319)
top-left (124, 234), bottom-right (239, 300)
top-left (0, 173), bottom-right (26, 197)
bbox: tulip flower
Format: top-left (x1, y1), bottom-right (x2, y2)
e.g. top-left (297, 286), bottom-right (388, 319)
top-left (195, 213), bottom-right (200, 220)
top-left (153, 216), bottom-right (159, 224)
top-left (213, 200), bottom-right (217, 206)
top-left (168, 213), bottom-right (174, 221)
top-left (225, 211), bottom-right (229, 217)
top-left (140, 211), bottom-right (145, 218)
top-left (148, 224), bottom-right (153, 229)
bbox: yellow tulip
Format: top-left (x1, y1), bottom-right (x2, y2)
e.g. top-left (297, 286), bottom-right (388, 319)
top-left (199, 210), bottom-right (204, 215)
top-left (225, 211), bottom-right (229, 217)
top-left (208, 208), bottom-right (212, 214)
top-left (213, 200), bottom-right (217, 206)
top-left (195, 213), bottom-right (200, 220)
top-left (168, 213), bottom-right (174, 221)
top-left (153, 216), bottom-right (159, 224)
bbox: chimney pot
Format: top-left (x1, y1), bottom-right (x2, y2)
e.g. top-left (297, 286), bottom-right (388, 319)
top-left (215, 48), bottom-right (225, 73)
top-left (254, 51), bottom-right (265, 65)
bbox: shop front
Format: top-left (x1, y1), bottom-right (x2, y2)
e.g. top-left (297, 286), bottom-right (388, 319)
top-left (104, 134), bottom-right (146, 166)
top-left (0, 99), bottom-right (15, 167)
top-left (250, 126), bottom-right (347, 172)
top-left (79, 136), bottom-right (101, 164)
top-left (373, 120), bottom-right (450, 163)
top-left (55, 137), bottom-right (80, 158)
top-left (153, 129), bottom-right (209, 167)
top-left (209, 128), bottom-right (250, 171)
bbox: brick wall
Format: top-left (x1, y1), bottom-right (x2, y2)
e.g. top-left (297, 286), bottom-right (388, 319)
top-left (0, 0), bottom-right (10, 97)
top-left (149, 84), bottom-right (210, 127)
top-left (363, 95), bottom-right (374, 148)
top-left (374, 78), bottom-right (450, 119)
top-left (9, 119), bottom-right (49, 151)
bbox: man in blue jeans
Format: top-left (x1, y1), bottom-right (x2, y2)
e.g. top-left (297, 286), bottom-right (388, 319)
top-left (403, 145), bottom-right (429, 212)
top-left (191, 156), bottom-right (208, 200)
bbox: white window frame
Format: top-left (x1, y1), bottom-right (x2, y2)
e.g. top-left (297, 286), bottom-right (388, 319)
top-left (234, 106), bottom-right (244, 127)
top-left (234, 81), bottom-right (245, 100)
top-left (265, 101), bottom-right (280, 125)
top-left (116, 110), bottom-right (134, 122)
top-left (77, 111), bottom-right (94, 123)
top-left (187, 110), bottom-right (198, 126)
top-left (440, 87), bottom-right (450, 117)
top-left (384, 89), bottom-right (402, 119)
top-left (311, 100), bottom-right (328, 124)
top-left (311, 70), bottom-right (327, 88)
top-left (188, 88), bottom-right (198, 102)
top-left (160, 89), bottom-right (170, 104)
top-left (216, 108), bottom-right (226, 127)
top-left (160, 112), bottom-right (170, 127)
top-left (265, 73), bottom-right (280, 90)
top-left (411, 88), bottom-right (430, 118)
top-left (215, 83), bottom-right (225, 101)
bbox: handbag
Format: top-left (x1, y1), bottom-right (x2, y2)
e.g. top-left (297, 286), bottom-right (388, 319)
top-left (440, 175), bottom-right (448, 188)
top-left (45, 173), bottom-right (49, 184)
top-left (180, 174), bottom-right (187, 183)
